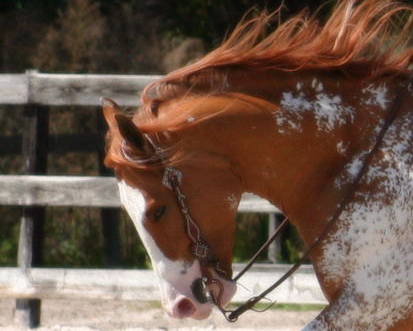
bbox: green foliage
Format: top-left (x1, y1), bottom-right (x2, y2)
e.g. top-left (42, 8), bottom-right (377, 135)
top-left (148, 0), bottom-right (327, 48)
top-left (0, 211), bottom-right (19, 266)
top-left (32, 0), bottom-right (105, 73)
top-left (118, 210), bottom-right (150, 269)
top-left (0, 107), bottom-right (24, 174)
top-left (233, 213), bottom-right (307, 264)
top-left (233, 213), bottom-right (268, 262)
top-left (282, 225), bottom-right (307, 264)
top-left (42, 207), bottom-right (103, 267)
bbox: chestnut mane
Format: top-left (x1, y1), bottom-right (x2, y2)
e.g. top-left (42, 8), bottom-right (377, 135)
top-left (143, 0), bottom-right (413, 104)
top-left (105, 0), bottom-right (413, 168)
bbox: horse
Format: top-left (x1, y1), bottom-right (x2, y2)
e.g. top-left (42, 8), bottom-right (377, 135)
top-left (102, 0), bottom-right (413, 330)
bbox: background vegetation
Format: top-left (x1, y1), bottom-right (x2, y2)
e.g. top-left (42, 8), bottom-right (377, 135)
top-left (2, 0), bottom-right (406, 268)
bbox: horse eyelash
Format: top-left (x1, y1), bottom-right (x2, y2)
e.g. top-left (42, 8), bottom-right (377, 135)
top-left (153, 205), bottom-right (166, 222)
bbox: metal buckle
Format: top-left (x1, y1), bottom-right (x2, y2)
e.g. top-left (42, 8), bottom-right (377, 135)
top-left (192, 241), bottom-right (209, 260)
top-left (162, 167), bottom-right (182, 189)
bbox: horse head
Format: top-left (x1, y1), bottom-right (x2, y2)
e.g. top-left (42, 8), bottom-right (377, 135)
top-left (102, 98), bottom-right (241, 319)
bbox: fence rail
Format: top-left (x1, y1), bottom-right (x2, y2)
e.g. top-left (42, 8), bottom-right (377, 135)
top-left (0, 71), bottom-right (161, 106)
top-left (0, 175), bottom-right (278, 211)
top-left (0, 265), bottom-right (326, 304)
top-left (0, 72), bottom-right (321, 328)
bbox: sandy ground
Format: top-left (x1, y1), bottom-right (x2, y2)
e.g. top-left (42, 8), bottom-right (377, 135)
top-left (0, 299), bottom-right (321, 331)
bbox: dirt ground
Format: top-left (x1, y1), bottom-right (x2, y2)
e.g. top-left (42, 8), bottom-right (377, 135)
top-left (0, 299), bottom-right (320, 331)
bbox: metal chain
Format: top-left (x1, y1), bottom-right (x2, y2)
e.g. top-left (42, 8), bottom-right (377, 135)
top-left (163, 167), bottom-right (210, 261)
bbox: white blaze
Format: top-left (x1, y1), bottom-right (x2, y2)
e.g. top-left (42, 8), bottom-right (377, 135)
top-left (117, 180), bottom-right (236, 319)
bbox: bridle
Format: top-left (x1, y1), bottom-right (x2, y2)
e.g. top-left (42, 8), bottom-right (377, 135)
top-left (120, 74), bottom-right (412, 322)
top-left (160, 161), bottom-right (289, 321)
top-left (162, 166), bottom-right (230, 307)
top-left (121, 135), bottom-right (231, 306)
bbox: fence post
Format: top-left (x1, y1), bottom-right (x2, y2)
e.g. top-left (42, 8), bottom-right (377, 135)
top-left (97, 108), bottom-right (122, 267)
top-left (15, 101), bottom-right (49, 328)
top-left (267, 212), bottom-right (283, 262)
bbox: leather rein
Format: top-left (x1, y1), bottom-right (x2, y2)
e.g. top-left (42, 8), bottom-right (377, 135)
top-left (121, 74), bottom-right (412, 322)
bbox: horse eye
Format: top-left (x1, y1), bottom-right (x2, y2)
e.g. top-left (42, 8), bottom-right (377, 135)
top-left (153, 205), bottom-right (166, 222)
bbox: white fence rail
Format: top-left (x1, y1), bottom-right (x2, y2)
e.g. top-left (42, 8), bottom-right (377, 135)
top-left (0, 71), bottom-right (161, 106)
top-left (0, 175), bottom-right (278, 211)
top-left (0, 265), bottom-right (326, 304)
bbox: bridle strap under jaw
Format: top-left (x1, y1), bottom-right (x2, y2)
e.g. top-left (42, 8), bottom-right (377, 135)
top-left (232, 216), bottom-right (289, 282)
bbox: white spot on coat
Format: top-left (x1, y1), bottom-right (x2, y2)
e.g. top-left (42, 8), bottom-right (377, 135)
top-left (337, 141), bottom-right (347, 155)
top-left (315, 112), bottom-right (413, 330)
top-left (227, 194), bottom-right (239, 211)
top-left (362, 84), bottom-right (389, 110)
top-left (276, 90), bottom-right (354, 133)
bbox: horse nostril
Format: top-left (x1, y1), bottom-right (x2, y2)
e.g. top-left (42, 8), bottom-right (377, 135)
top-left (191, 277), bottom-right (210, 303)
top-left (176, 298), bottom-right (196, 318)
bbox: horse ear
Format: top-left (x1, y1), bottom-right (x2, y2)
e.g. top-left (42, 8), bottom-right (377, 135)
top-left (114, 114), bottom-right (146, 151)
top-left (102, 98), bottom-right (121, 132)
top-left (101, 97), bottom-right (148, 153)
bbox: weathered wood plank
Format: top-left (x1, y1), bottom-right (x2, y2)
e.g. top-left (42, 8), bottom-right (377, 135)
top-left (0, 265), bottom-right (326, 304)
top-left (240, 193), bottom-right (279, 212)
top-left (0, 74), bottom-right (28, 104)
top-left (0, 73), bottom-right (162, 106)
top-left (0, 175), bottom-right (279, 212)
top-left (15, 104), bottom-right (49, 328)
top-left (29, 72), bottom-right (162, 106)
top-left (0, 175), bottom-right (119, 207)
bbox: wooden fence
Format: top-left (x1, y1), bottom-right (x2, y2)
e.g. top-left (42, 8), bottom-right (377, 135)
top-left (0, 71), bottom-right (323, 329)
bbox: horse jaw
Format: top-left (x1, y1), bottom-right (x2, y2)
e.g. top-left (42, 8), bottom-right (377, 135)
top-left (117, 179), bottom-right (236, 319)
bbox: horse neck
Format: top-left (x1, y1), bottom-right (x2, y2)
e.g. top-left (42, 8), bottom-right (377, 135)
top-left (204, 70), bottom-right (400, 245)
